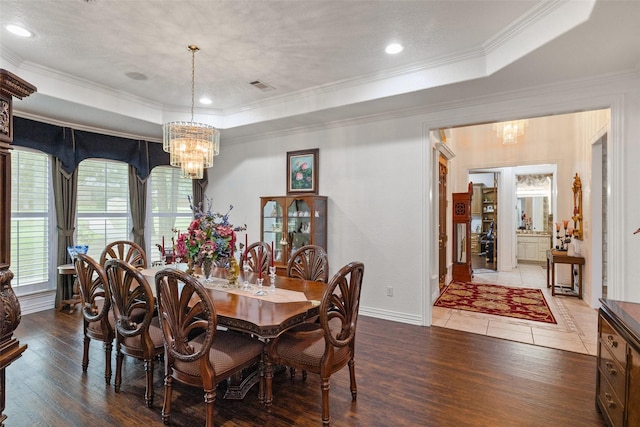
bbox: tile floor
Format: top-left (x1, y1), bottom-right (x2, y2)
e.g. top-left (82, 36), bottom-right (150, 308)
top-left (432, 263), bottom-right (599, 355)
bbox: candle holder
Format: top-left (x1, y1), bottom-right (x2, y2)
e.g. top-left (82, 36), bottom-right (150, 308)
top-left (555, 226), bottom-right (572, 251)
top-left (255, 277), bottom-right (268, 296)
top-left (241, 262), bottom-right (251, 291)
top-left (269, 266), bottom-right (276, 292)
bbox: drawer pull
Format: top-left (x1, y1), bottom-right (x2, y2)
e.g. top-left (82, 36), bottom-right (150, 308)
top-left (604, 393), bottom-right (616, 409)
top-left (607, 335), bottom-right (619, 348)
top-left (605, 361), bottom-right (617, 376)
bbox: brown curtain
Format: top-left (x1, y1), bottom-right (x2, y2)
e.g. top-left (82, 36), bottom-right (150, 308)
top-left (191, 169), bottom-right (208, 216)
top-left (53, 156), bottom-right (77, 307)
top-left (129, 165), bottom-right (147, 249)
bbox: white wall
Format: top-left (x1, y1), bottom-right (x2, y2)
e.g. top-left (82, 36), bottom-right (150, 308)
top-left (206, 72), bottom-right (640, 325)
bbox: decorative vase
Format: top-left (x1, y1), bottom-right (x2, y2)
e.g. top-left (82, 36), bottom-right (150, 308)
top-left (203, 259), bottom-right (213, 282)
top-left (227, 256), bottom-right (240, 286)
top-left (186, 256), bottom-right (195, 276)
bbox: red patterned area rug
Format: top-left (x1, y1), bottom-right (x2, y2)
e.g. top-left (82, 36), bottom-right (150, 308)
top-left (435, 281), bottom-right (557, 324)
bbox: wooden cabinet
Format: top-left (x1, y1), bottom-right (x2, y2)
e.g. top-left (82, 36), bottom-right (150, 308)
top-left (260, 195), bottom-right (327, 275)
top-left (481, 187), bottom-right (497, 234)
top-left (597, 300), bottom-right (640, 427)
top-left (517, 234), bottom-right (552, 262)
top-left (471, 184), bottom-right (483, 215)
top-left (452, 185), bottom-right (472, 282)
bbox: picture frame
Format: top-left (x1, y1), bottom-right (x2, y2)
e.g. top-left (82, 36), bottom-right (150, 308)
top-left (287, 148), bottom-right (319, 194)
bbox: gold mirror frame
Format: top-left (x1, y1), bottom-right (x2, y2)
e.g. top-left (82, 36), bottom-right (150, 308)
top-left (572, 173), bottom-right (583, 240)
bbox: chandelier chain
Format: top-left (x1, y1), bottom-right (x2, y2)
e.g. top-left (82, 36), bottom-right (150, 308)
top-left (189, 45), bottom-right (199, 122)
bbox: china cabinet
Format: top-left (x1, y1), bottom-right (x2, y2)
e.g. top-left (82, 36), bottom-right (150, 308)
top-left (260, 195), bottom-right (327, 275)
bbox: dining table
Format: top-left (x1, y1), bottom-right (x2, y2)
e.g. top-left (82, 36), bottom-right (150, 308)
top-left (140, 264), bottom-right (327, 401)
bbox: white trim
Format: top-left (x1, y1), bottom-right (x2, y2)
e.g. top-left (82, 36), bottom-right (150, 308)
top-left (360, 307), bottom-right (423, 326)
top-left (18, 290), bottom-right (56, 315)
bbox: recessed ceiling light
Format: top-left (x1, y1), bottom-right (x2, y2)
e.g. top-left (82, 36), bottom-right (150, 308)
top-left (385, 43), bottom-right (403, 55)
top-left (6, 24), bottom-right (33, 38)
top-left (199, 97), bottom-right (212, 105)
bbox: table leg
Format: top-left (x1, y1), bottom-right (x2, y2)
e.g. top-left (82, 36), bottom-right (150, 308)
top-left (264, 358), bottom-right (273, 412)
top-left (551, 262), bottom-right (556, 296)
top-left (546, 257), bottom-right (551, 288)
top-left (578, 264), bottom-right (583, 299)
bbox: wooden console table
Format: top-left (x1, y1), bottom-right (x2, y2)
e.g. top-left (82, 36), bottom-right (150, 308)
top-left (546, 250), bottom-right (585, 298)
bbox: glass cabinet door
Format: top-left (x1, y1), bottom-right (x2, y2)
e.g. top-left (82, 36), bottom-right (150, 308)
top-left (262, 199), bottom-right (284, 263)
top-left (287, 198), bottom-right (311, 254)
top-left (312, 197), bottom-right (327, 250)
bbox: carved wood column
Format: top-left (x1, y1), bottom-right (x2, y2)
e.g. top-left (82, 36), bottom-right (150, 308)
top-left (0, 69), bottom-right (37, 426)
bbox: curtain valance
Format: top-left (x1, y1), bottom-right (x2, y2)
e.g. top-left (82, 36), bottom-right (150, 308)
top-left (12, 116), bottom-right (169, 179)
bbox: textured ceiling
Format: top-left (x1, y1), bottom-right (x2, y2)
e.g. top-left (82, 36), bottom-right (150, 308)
top-left (1, 0), bottom-right (639, 140)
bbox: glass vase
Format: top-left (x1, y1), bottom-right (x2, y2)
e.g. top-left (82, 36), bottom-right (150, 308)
top-left (203, 259), bottom-right (213, 282)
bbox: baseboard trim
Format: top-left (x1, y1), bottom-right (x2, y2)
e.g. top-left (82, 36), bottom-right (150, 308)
top-left (18, 290), bottom-right (56, 315)
top-left (360, 306), bottom-right (423, 325)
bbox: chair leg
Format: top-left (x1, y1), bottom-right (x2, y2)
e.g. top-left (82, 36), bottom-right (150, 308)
top-left (289, 366), bottom-right (296, 379)
top-left (114, 346), bottom-right (123, 393)
top-left (162, 374), bottom-right (173, 425)
top-left (204, 388), bottom-right (216, 427)
top-left (348, 358), bottom-right (357, 401)
top-left (104, 341), bottom-right (113, 385)
top-left (321, 377), bottom-right (330, 426)
top-left (144, 358), bottom-right (154, 408)
top-left (82, 335), bottom-right (90, 372)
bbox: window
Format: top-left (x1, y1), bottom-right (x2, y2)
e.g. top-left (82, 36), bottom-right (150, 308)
top-left (148, 166), bottom-right (192, 263)
top-left (76, 159), bottom-right (130, 260)
top-left (10, 148), bottom-right (52, 294)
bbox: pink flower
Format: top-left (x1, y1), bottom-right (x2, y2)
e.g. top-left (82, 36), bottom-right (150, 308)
top-left (300, 162), bottom-right (309, 170)
top-left (295, 172), bottom-right (303, 181)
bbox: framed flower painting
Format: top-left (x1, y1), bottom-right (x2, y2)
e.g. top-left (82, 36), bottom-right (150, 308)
top-left (287, 148), bottom-right (319, 194)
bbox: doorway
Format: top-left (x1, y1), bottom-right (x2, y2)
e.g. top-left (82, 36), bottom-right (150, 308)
top-left (469, 171), bottom-right (498, 272)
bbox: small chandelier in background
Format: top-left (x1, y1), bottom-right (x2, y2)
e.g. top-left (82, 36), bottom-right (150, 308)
top-left (493, 120), bottom-right (528, 144)
top-left (163, 45), bottom-right (220, 179)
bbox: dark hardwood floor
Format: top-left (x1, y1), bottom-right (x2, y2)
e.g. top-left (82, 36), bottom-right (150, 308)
top-left (5, 309), bottom-right (605, 426)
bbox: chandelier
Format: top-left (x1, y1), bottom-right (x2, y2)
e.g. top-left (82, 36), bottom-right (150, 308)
top-left (493, 120), bottom-right (527, 144)
top-left (163, 45), bottom-right (219, 179)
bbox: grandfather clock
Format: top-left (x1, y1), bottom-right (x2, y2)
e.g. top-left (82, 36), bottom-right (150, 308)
top-left (0, 69), bottom-right (37, 426)
top-left (451, 183), bottom-right (473, 282)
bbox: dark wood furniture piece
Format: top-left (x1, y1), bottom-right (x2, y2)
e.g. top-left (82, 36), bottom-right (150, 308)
top-left (287, 244), bottom-right (329, 283)
top-left (104, 259), bottom-right (164, 408)
top-left (100, 240), bottom-right (148, 268)
top-left (596, 299), bottom-right (640, 427)
top-left (57, 262), bottom-right (82, 312)
top-left (452, 184), bottom-right (472, 282)
top-left (74, 254), bottom-right (115, 385)
top-left (266, 261), bottom-right (364, 426)
top-left (546, 250), bottom-right (585, 297)
top-left (154, 269), bottom-right (264, 427)
top-left (260, 195), bottom-right (327, 275)
top-left (0, 69), bottom-right (36, 427)
top-left (239, 241), bottom-right (272, 277)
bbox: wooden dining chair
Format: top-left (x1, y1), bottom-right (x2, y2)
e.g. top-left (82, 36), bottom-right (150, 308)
top-left (104, 258), bottom-right (164, 408)
top-left (287, 244), bottom-right (329, 283)
top-left (266, 261), bottom-right (365, 426)
top-left (239, 241), bottom-right (271, 277)
top-left (154, 268), bottom-right (264, 426)
top-left (286, 244), bottom-right (330, 378)
top-left (74, 253), bottom-right (115, 385)
top-left (100, 240), bottom-right (147, 269)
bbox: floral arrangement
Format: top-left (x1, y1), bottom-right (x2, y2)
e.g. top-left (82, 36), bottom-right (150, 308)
top-left (174, 196), bottom-right (246, 265)
top-left (290, 159), bottom-right (312, 190)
